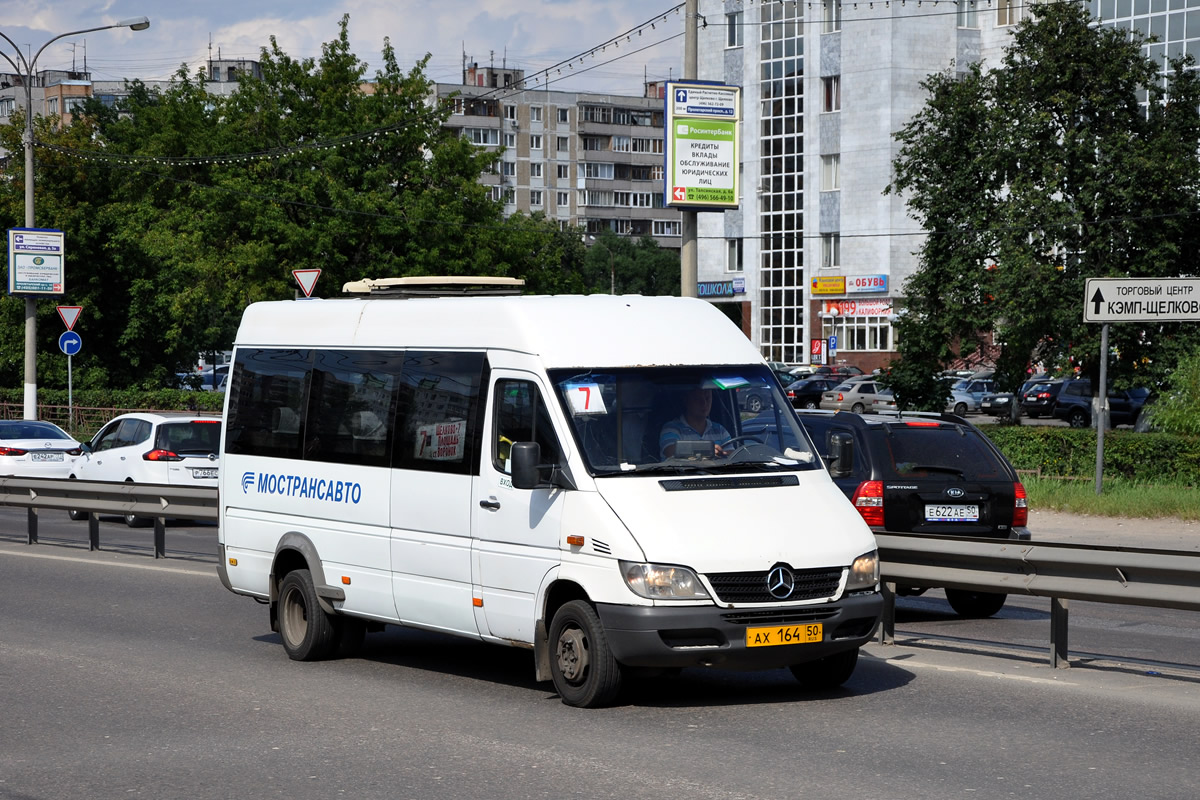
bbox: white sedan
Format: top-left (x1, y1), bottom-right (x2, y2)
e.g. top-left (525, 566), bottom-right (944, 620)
top-left (0, 420), bottom-right (82, 479)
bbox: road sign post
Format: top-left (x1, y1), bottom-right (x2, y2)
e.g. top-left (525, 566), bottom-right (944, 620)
top-left (1081, 277), bottom-right (1200, 495)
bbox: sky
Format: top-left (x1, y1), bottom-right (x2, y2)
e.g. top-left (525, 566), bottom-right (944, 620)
top-left (0, 1), bottom-right (688, 96)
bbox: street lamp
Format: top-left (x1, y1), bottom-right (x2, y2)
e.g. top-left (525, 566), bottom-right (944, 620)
top-left (586, 235), bottom-right (616, 294)
top-left (0, 16), bottom-right (150, 420)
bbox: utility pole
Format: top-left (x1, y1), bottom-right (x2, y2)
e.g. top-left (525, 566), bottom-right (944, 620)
top-left (681, 0), bottom-right (699, 298)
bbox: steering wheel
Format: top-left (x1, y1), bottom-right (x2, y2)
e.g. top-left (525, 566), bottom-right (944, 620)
top-left (721, 435), bottom-right (765, 451)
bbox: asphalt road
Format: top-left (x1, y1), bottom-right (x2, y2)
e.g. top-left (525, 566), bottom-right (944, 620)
top-left (2, 513), bottom-right (1200, 799)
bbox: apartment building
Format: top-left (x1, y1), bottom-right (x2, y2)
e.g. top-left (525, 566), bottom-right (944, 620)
top-left (695, 0), bottom-right (1188, 370)
top-left (434, 64), bottom-right (682, 248)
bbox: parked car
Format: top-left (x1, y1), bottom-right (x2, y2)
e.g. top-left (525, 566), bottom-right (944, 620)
top-left (68, 412), bottom-right (222, 526)
top-left (1050, 379), bottom-right (1152, 428)
top-left (980, 376), bottom-right (1049, 418)
top-left (738, 364), bottom-right (799, 413)
top-left (784, 377), bottom-right (839, 409)
top-left (871, 387), bottom-right (896, 412)
top-left (945, 379), bottom-right (995, 415)
top-left (820, 378), bottom-right (890, 413)
top-left (796, 409), bottom-right (1029, 618)
top-left (810, 364), bottom-right (865, 380)
top-left (1020, 380), bottom-right (1064, 418)
top-left (0, 420), bottom-right (82, 479)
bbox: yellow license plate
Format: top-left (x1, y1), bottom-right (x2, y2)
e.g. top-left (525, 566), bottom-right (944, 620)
top-left (746, 623), bottom-right (823, 647)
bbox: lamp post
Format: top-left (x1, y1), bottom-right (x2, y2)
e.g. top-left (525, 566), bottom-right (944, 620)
top-left (0, 16), bottom-right (150, 420)
top-left (586, 235), bottom-right (616, 294)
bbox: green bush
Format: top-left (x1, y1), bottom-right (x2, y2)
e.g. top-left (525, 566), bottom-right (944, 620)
top-left (979, 424), bottom-right (1200, 486)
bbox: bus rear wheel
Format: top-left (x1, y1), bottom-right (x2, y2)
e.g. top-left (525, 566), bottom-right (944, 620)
top-left (278, 569), bottom-right (338, 661)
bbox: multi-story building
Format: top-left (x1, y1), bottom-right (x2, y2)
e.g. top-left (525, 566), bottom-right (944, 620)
top-left (434, 64), bottom-right (681, 248)
top-left (695, 0), bottom-right (1185, 371)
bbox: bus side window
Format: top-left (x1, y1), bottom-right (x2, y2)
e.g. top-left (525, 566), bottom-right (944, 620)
top-left (493, 379), bottom-right (562, 474)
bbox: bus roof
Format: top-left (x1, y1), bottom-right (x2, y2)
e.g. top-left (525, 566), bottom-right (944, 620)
top-left (233, 294), bottom-right (762, 369)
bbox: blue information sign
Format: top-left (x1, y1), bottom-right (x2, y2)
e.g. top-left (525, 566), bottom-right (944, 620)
top-left (58, 330), bottom-right (82, 356)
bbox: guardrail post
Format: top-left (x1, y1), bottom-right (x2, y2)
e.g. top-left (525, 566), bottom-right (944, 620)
top-left (88, 512), bottom-right (100, 551)
top-left (154, 517), bottom-right (166, 559)
top-left (878, 581), bottom-right (896, 645)
top-left (1050, 597), bottom-right (1070, 668)
top-left (27, 507), bottom-right (38, 545)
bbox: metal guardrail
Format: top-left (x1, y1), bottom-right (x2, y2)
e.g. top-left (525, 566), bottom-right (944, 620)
top-left (4, 477), bottom-right (1198, 668)
top-left (0, 477), bottom-right (217, 558)
top-left (877, 532), bottom-right (1200, 668)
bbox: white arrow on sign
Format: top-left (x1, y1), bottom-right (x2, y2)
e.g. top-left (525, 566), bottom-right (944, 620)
top-left (57, 305), bottom-right (82, 331)
top-left (293, 269), bottom-right (321, 298)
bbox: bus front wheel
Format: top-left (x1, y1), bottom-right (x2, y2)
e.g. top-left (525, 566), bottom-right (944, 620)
top-left (548, 600), bottom-right (623, 708)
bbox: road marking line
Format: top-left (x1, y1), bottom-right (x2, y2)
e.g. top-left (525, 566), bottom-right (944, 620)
top-left (0, 547), bottom-right (213, 577)
top-left (896, 659), bottom-right (1079, 686)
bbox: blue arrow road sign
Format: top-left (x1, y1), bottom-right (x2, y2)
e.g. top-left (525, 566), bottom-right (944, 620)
top-left (58, 331), bottom-right (82, 356)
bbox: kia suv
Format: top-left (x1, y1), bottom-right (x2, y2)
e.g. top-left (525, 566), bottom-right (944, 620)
top-left (797, 409), bottom-right (1029, 618)
top-left (68, 412), bottom-right (222, 526)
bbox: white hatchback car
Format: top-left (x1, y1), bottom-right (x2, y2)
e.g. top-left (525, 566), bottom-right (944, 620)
top-left (69, 412), bottom-right (222, 526)
top-left (0, 420), bottom-right (82, 479)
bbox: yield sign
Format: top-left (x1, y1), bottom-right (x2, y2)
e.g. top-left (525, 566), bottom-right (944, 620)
top-left (57, 305), bottom-right (82, 331)
top-left (293, 269), bottom-right (321, 298)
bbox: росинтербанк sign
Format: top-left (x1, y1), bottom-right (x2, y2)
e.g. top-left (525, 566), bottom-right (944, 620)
top-left (665, 82), bottom-right (742, 210)
top-left (1083, 277), bottom-right (1200, 323)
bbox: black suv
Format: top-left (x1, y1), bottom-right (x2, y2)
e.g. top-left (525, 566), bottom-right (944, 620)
top-left (1019, 380), bottom-right (1064, 418)
top-left (797, 409), bottom-right (1029, 618)
top-left (1050, 379), bottom-right (1151, 428)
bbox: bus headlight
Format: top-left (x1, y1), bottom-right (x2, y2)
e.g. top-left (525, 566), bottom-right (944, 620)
top-left (620, 561), bottom-right (711, 600)
top-left (846, 550), bottom-right (879, 592)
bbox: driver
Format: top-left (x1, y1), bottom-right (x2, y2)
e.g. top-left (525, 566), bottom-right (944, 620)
top-left (659, 387), bottom-right (731, 458)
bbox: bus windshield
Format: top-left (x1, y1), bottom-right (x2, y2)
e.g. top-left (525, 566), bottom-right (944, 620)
top-left (547, 365), bottom-right (819, 476)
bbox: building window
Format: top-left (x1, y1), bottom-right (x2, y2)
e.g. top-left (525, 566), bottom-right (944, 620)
top-left (505, 105), bottom-right (517, 120)
top-left (530, 134), bottom-right (543, 150)
top-left (822, 1), bottom-right (842, 33)
top-left (557, 164), bottom-right (569, 179)
top-left (727, 239), bottom-right (744, 272)
top-left (612, 135), bottom-right (631, 153)
top-left (822, 315), bottom-right (895, 352)
top-left (583, 106), bottom-right (613, 123)
top-left (530, 106), bottom-right (543, 122)
top-left (957, 0), bottom-right (979, 28)
top-left (821, 154), bottom-right (840, 191)
top-left (465, 127), bottom-right (499, 146)
top-left (557, 191), bottom-right (570, 207)
top-left (582, 136), bottom-right (607, 151)
top-left (632, 193), bottom-right (654, 207)
top-left (821, 234), bottom-right (841, 269)
top-left (530, 190), bottom-right (543, 207)
top-left (558, 108), bottom-right (569, 124)
top-left (822, 77), bottom-right (840, 112)
top-left (997, 0), bottom-right (1023, 26)
top-left (502, 161), bottom-right (516, 177)
top-left (727, 11), bottom-right (745, 47)
top-left (503, 132), bottom-right (516, 148)
top-left (557, 136), bottom-right (569, 152)
top-left (530, 163), bottom-right (543, 178)
top-left (614, 191), bottom-right (631, 207)
top-left (48, 97), bottom-right (59, 114)
top-left (584, 162), bottom-right (614, 179)
top-left (654, 220), bottom-right (682, 237)
top-left (632, 137), bottom-right (663, 154)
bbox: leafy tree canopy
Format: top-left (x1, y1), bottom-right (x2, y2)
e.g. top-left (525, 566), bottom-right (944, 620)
top-left (885, 1), bottom-right (1200, 413)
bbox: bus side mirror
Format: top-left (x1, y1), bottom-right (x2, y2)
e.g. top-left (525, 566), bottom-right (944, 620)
top-left (828, 432), bottom-right (854, 479)
top-left (510, 442), bottom-right (543, 489)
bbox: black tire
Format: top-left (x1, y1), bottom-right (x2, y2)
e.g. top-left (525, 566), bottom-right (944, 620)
top-left (945, 588), bottom-right (1007, 618)
top-left (804, 400), bottom-right (818, 409)
top-left (124, 512), bottom-right (152, 528)
top-left (277, 569), bottom-right (339, 661)
top-left (790, 647), bottom-right (859, 690)
top-left (548, 600), bottom-right (623, 708)
top-left (746, 394), bottom-right (764, 413)
top-left (68, 509), bottom-right (87, 521)
top-left (1068, 409), bottom-right (1089, 428)
top-left (851, 402), bottom-right (865, 414)
top-left (953, 402), bottom-right (968, 416)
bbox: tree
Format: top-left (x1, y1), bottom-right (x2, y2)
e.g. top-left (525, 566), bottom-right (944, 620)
top-left (886, 1), bottom-right (1200, 412)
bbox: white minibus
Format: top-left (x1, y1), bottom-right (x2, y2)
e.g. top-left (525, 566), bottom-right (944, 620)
top-left (217, 279), bottom-right (881, 707)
